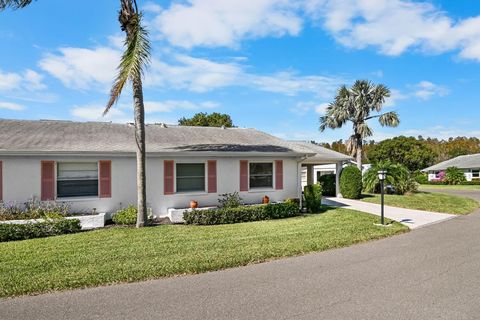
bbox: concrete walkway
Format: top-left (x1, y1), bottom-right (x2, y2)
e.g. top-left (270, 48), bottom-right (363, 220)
top-left (323, 197), bottom-right (455, 229)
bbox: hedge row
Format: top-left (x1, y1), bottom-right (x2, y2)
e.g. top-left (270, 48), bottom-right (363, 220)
top-left (183, 202), bottom-right (300, 225)
top-left (0, 219), bottom-right (81, 242)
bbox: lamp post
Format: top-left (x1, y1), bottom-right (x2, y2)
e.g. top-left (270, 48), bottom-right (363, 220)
top-left (378, 170), bottom-right (387, 225)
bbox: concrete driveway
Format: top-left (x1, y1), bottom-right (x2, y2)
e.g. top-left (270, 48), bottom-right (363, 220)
top-left (2, 210), bottom-right (480, 320)
top-left (323, 197), bottom-right (455, 229)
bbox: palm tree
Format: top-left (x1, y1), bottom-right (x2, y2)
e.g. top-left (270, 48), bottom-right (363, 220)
top-left (319, 80), bottom-right (400, 170)
top-left (2, 0), bottom-right (151, 227)
top-left (0, 0), bottom-right (33, 9)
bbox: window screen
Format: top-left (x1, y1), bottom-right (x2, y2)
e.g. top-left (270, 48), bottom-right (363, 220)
top-left (176, 163), bottom-right (205, 192)
top-left (249, 162), bottom-right (273, 188)
top-left (57, 162), bottom-right (98, 198)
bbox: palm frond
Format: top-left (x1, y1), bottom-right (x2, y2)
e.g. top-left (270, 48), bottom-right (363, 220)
top-left (0, 0), bottom-right (33, 10)
top-left (378, 111), bottom-right (400, 127)
top-left (104, 12), bottom-right (151, 115)
top-left (356, 122), bottom-right (373, 138)
top-left (346, 135), bottom-right (358, 156)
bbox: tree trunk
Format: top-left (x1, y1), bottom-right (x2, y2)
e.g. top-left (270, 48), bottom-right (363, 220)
top-left (132, 76), bottom-right (148, 227)
top-left (356, 134), bottom-right (363, 171)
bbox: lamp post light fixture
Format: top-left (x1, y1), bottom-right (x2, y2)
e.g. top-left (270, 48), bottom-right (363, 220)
top-left (378, 170), bottom-right (387, 225)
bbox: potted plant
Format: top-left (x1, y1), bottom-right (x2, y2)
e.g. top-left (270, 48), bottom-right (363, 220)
top-left (190, 200), bottom-right (198, 209)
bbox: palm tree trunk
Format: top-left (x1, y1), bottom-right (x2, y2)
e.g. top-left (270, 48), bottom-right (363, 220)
top-left (132, 76), bottom-right (148, 227)
top-left (356, 134), bottom-right (363, 171)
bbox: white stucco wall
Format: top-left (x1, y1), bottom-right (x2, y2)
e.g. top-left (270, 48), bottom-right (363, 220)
top-left (0, 155), bottom-right (301, 218)
top-left (428, 170), bottom-right (475, 182)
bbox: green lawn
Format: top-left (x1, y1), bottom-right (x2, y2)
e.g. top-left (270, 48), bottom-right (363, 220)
top-left (0, 208), bottom-right (407, 298)
top-left (419, 184), bottom-right (480, 190)
top-left (361, 192), bottom-right (478, 215)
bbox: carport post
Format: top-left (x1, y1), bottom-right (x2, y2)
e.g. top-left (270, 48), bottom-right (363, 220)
top-left (335, 162), bottom-right (342, 197)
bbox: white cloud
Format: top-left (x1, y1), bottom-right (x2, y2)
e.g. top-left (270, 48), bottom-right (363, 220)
top-left (0, 68), bottom-right (46, 92)
top-left (305, 0), bottom-right (480, 61)
top-left (143, 1), bottom-right (163, 14)
top-left (384, 89), bottom-right (407, 107)
top-left (39, 47), bottom-right (121, 90)
top-left (413, 81), bottom-right (449, 100)
top-left (0, 70), bottom-right (22, 91)
top-left (145, 100), bottom-right (218, 113)
top-left (290, 101), bottom-right (329, 115)
top-left (315, 102), bottom-right (329, 114)
top-left (153, 0), bottom-right (302, 48)
top-left (147, 54), bottom-right (242, 92)
top-left (38, 42), bottom-right (343, 96)
top-left (0, 101), bottom-right (25, 111)
top-left (70, 104), bottom-right (129, 122)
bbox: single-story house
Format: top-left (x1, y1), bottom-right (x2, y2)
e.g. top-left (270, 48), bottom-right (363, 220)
top-left (422, 153), bottom-right (480, 181)
top-left (0, 119), bottom-right (351, 219)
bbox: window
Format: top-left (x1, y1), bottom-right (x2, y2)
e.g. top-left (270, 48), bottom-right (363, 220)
top-left (57, 162), bottom-right (98, 198)
top-left (249, 162), bottom-right (273, 189)
top-left (176, 163), bottom-right (205, 192)
top-left (472, 169), bottom-right (480, 178)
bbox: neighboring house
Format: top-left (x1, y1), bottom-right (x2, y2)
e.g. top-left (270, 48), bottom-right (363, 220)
top-left (422, 153), bottom-right (480, 181)
top-left (0, 119), bottom-right (351, 219)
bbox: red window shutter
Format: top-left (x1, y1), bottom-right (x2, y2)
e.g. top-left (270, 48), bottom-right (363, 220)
top-left (41, 161), bottom-right (55, 201)
top-left (99, 160), bottom-right (112, 198)
top-left (207, 160), bottom-right (217, 193)
top-left (240, 160), bottom-right (248, 192)
top-left (0, 161), bottom-right (3, 201)
top-left (164, 160), bottom-right (174, 195)
top-left (275, 160), bottom-right (283, 190)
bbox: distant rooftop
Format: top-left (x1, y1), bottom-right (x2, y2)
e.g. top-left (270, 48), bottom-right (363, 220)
top-left (423, 153), bottom-right (480, 171)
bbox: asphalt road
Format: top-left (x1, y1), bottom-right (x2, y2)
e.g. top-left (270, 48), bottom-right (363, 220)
top-left (2, 206), bottom-right (480, 320)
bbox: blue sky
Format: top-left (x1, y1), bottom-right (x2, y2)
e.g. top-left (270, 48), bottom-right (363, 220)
top-left (0, 0), bottom-right (479, 142)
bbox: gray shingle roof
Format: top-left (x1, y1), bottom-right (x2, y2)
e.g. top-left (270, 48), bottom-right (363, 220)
top-left (423, 153), bottom-right (480, 171)
top-left (0, 119), bottom-right (347, 159)
top-left (285, 141), bottom-right (353, 162)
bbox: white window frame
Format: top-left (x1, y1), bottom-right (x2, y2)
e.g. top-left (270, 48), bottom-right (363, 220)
top-left (174, 161), bottom-right (207, 194)
top-left (56, 161), bottom-right (100, 199)
top-left (248, 161), bottom-right (275, 191)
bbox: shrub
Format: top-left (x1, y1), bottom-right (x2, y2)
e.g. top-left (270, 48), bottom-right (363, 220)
top-left (444, 167), bottom-right (467, 185)
top-left (284, 198), bottom-right (300, 206)
top-left (112, 205), bottom-right (137, 225)
top-left (0, 200), bottom-right (70, 221)
top-left (318, 174), bottom-right (336, 196)
top-left (340, 166), bottom-right (362, 199)
top-left (218, 192), bottom-right (243, 208)
top-left (303, 184), bottom-right (323, 213)
top-left (414, 172), bottom-right (429, 184)
top-left (363, 162), bottom-right (417, 195)
top-left (0, 219), bottom-right (81, 242)
top-left (183, 202), bottom-right (300, 225)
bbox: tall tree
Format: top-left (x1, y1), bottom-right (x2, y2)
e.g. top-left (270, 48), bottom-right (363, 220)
top-left (178, 112), bottom-right (234, 127)
top-left (319, 80), bottom-right (400, 170)
top-left (369, 136), bottom-right (436, 171)
top-left (2, 0), bottom-right (151, 228)
top-left (105, 0), bottom-right (150, 227)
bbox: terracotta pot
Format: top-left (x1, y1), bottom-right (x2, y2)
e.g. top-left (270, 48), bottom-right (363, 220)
top-left (190, 200), bottom-right (198, 209)
top-left (262, 196), bottom-right (270, 204)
